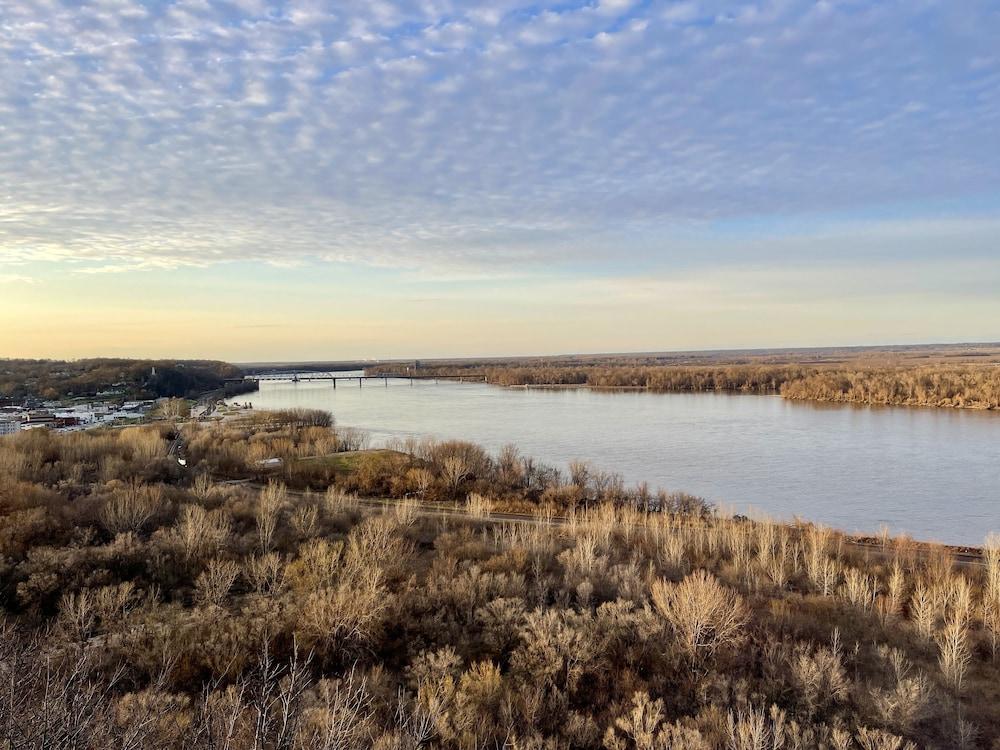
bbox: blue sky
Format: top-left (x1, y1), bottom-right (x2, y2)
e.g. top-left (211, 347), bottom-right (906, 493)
top-left (1, 0), bottom-right (999, 359)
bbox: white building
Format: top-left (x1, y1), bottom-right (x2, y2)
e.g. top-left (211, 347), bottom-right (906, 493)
top-left (0, 420), bottom-right (21, 437)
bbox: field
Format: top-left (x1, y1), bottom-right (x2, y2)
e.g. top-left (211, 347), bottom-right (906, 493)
top-left (298, 449), bottom-right (406, 475)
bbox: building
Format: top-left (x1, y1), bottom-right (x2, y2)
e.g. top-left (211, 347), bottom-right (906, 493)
top-left (0, 420), bottom-right (21, 436)
top-left (22, 411), bottom-right (55, 429)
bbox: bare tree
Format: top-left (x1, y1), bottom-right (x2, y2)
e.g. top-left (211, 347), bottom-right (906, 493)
top-left (0, 624), bottom-right (125, 749)
top-left (192, 473), bottom-right (217, 503)
top-left (257, 481), bottom-right (286, 553)
top-left (196, 558), bottom-right (242, 607)
top-left (291, 502), bottom-right (320, 539)
top-left (937, 616), bottom-right (971, 694)
top-left (245, 552), bottom-right (287, 596)
top-left (440, 455), bottom-right (470, 494)
top-left (496, 444), bottom-right (524, 487)
top-left (408, 467), bottom-right (434, 498)
top-left (158, 398), bottom-right (190, 420)
top-left (296, 668), bottom-right (373, 749)
top-left (172, 504), bottom-right (232, 562)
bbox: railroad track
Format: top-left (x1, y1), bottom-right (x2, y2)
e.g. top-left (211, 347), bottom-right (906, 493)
top-left (253, 485), bottom-right (987, 569)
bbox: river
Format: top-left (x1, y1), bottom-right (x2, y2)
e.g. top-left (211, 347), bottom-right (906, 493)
top-left (231, 375), bottom-right (1000, 546)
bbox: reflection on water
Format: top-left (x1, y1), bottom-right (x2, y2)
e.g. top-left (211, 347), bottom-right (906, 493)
top-left (232, 376), bottom-right (1000, 545)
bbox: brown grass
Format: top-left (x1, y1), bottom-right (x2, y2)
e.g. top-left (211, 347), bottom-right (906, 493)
top-left (2, 425), bottom-right (1000, 747)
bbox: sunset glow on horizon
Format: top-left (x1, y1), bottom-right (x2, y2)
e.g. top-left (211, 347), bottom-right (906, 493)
top-left (3, 1), bottom-right (999, 360)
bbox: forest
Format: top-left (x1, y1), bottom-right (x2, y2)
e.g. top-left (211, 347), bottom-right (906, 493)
top-left (2, 413), bottom-right (1000, 748)
top-left (367, 363), bottom-right (1000, 410)
top-left (0, 359), bottom-right (240, 401)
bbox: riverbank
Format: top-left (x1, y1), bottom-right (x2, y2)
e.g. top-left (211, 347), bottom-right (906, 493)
top-left (228, 382), bottom-right (1000, 546)
top-left (269, 459), bottom-right (993, 564)
top-left (496, 379), bottom-right (1000, 411)
top-left (371, 362), bottom-right (1000, 411)
top-left (219, 393), bottom-right (999, 548)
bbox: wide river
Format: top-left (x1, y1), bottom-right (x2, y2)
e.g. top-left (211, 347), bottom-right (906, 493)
top-left (234, 376), bottom-right (1000, 546)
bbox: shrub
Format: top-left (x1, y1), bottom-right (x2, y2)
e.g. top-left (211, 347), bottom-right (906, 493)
top-left (100, 480), bottom-right (164, 534)
top-left (650, 570), bottom-right (747, 677)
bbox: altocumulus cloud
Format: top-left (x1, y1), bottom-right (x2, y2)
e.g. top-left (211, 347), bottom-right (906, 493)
top-left (1, 0), bottom-right (998, 274)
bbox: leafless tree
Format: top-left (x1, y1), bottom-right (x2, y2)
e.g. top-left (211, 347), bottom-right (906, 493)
top-left (172, 504), bottom-right (232, 562)
top-left (441, 456), bottom-right (471, 494)
top-left (196, 559), bottom-right (242, 607)
top-left (257, 481), bottom-right (287, 552)
top-left (937, 616), bottom-right (971, 694)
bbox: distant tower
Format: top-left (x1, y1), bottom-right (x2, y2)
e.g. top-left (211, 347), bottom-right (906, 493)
top-left (151, 365), bottom-right (157, 377)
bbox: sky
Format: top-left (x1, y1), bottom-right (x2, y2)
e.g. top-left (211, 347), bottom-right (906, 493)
top-left (1, 0), bottom-right (999, 361)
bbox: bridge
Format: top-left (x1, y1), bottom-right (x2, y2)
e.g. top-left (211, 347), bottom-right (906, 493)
top-left (241, 372), bottom-right (479, 387)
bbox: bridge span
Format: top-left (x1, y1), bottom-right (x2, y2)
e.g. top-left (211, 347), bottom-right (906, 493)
top-left (242, 372), bottom-right (480, 387)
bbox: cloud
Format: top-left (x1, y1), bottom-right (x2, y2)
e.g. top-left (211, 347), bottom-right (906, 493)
top-left (0, 0), bottom-right (997, 276)
top-left (0, 274), bottom-right (35, 284)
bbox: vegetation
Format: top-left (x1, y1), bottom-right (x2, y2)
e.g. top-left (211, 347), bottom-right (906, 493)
top-left (397, 364), bottom-right (813, 393)
top-left (781, 367), bottom-right (1000, 410)
top-left (0, 358), bottom-right (240, 401)
top-left (368, 363), bottom-right (1000, 410)
top-left (2, 418), bottom-right (1000, 747)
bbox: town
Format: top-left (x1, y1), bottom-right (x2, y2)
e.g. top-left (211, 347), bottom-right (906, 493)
top-left (0, 359), bottom-right (252, 436)
top-left (0, 396), bottom-right (158, 435)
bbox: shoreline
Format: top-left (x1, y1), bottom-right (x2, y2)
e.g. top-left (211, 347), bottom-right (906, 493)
top-left (214, 399), bottom-right (995, 551)
top-left (241, 474), bottom-right (989, 564)
top-left (487, 380), bottom-right (1000, 410)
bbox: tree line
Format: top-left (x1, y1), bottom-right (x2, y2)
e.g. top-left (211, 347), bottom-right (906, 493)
top-left (0, 358), bottom-right (240, 401)
top-left (368, 363), bottom-right (1000, 410)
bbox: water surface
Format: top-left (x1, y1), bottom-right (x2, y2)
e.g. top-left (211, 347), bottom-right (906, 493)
top-left (233, 377), bottom-right (1000, 545)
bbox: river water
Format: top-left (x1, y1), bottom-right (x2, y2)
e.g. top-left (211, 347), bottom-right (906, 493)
top-left (232, 376), bottom-right (1000, 545)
